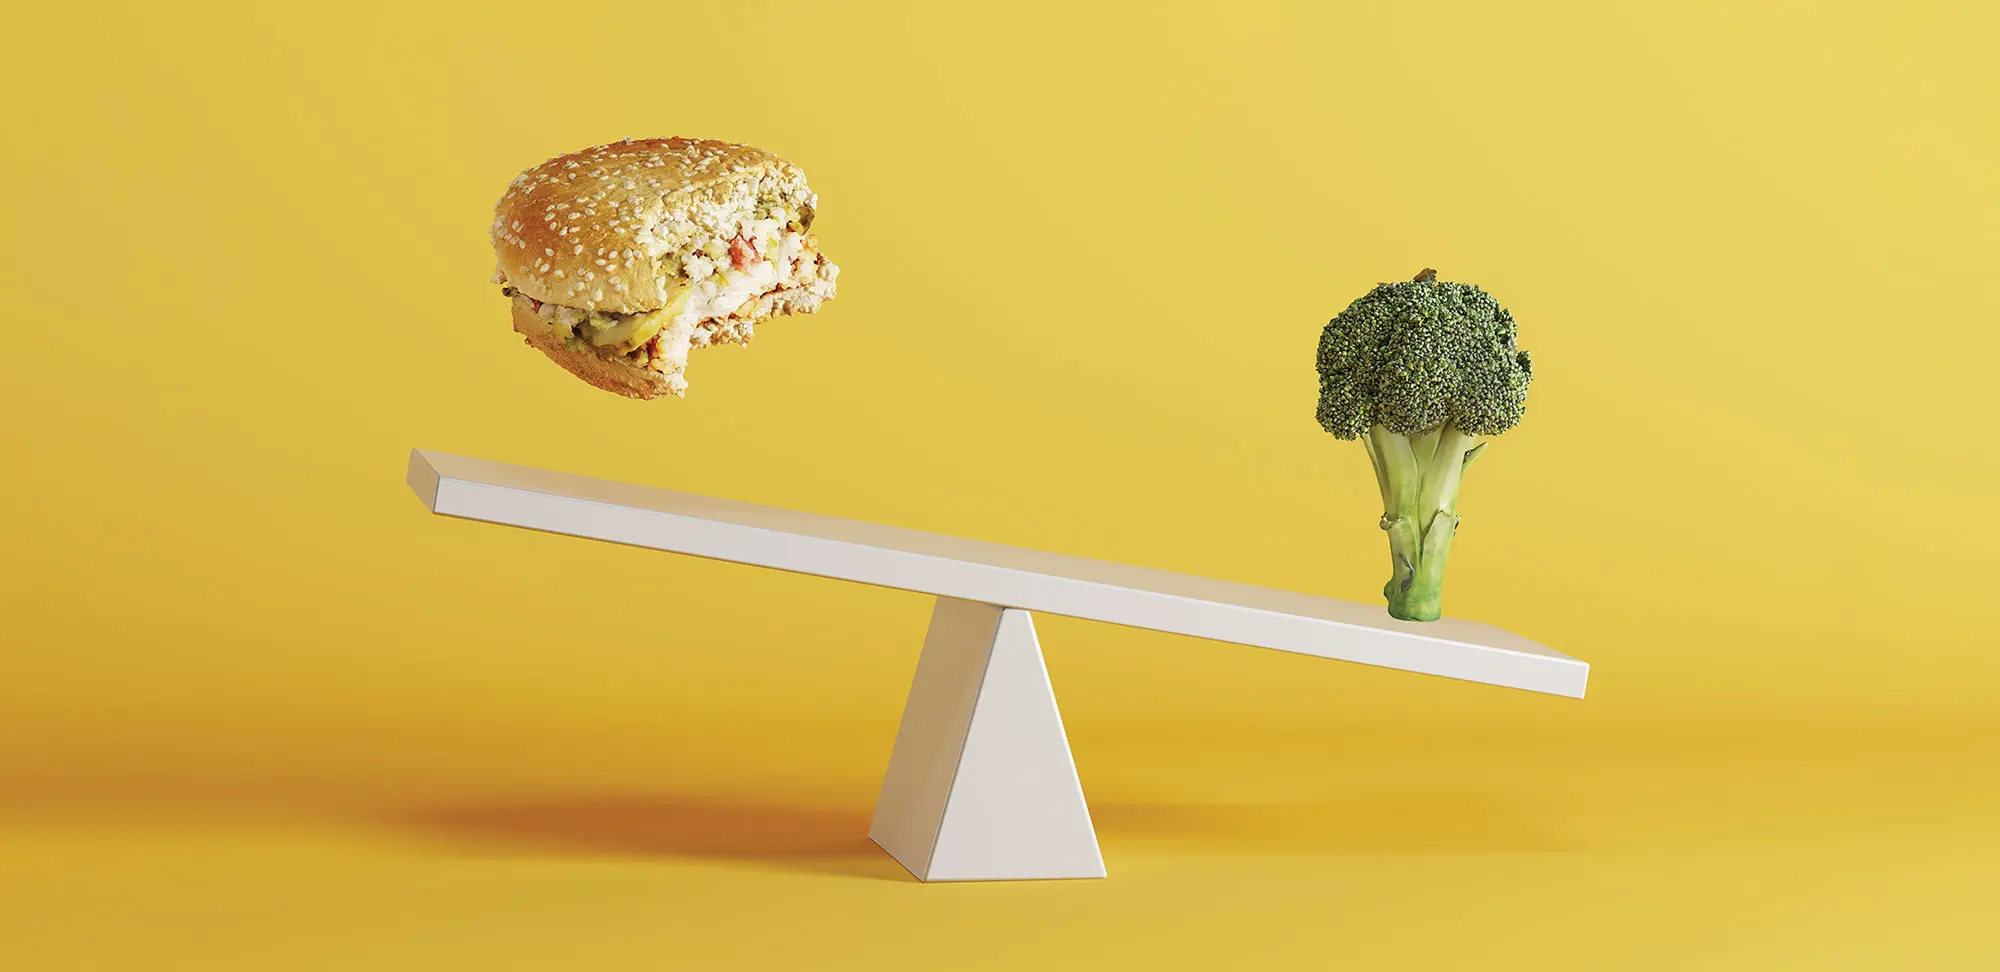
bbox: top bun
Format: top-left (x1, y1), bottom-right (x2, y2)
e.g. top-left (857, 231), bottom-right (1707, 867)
top-left (490, 137), bottom-right (819, 315)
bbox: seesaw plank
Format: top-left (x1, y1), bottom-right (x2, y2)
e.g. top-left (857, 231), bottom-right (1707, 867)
top-left (407, 449), bottom-right (1588, 699)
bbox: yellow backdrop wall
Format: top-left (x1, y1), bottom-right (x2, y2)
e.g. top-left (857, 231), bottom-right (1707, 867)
top-left (3, 1), bottom-right (1995, 968)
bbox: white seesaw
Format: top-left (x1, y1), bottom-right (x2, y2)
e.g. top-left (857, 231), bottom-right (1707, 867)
top-left (406, 449), bottom-right (1588, 882)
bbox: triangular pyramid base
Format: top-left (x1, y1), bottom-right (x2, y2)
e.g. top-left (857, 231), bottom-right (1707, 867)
top-left (869, 597), bottom-right (1106, 882)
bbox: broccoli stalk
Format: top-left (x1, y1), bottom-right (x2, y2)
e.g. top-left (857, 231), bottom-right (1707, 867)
top-left (1316, 269), bottom-right (1533, 622)
top-left (1362, 422), bottom-right (1484, 621)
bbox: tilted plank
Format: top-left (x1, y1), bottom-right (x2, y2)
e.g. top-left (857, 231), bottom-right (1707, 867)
top-left (408, 449), bottom-right (1588, 698)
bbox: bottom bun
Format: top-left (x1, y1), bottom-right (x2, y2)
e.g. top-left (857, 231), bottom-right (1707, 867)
top-left (509, 282), bottom-right (831, 401)
top-left (511, 302), bottom-right (680, 400)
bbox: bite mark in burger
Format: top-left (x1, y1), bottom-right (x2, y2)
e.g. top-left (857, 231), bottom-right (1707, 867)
top-left (489, 137), bottom-right (839, 399)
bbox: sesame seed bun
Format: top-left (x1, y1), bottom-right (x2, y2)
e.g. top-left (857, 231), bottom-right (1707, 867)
top-left (490, 137), bottom-right (819, 315)
top-left (492, 136), bottom-right (839, 400)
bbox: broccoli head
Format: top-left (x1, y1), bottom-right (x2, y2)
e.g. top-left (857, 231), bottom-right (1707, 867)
top-left (1315, 269), bottom-right (1534, 621)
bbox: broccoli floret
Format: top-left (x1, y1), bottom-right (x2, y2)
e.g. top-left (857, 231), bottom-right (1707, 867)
top-left (1315, 268), bottom-right (1534, 621)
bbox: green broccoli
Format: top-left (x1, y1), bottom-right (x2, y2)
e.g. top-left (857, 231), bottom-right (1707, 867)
top-left (1315, 269), bottom-right (1534, 622)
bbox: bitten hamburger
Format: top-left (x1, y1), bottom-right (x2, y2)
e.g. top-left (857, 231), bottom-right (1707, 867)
top-left (490, 137), bottom-right (838, 399)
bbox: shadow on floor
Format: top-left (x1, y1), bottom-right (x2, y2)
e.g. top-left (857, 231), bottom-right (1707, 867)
top-left (381, 787), bottom-right (1579, 880)
top-left (387, 798), bottom-right (911, 881)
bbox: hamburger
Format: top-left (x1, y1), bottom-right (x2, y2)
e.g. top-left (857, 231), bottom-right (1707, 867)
top-left (489, 137), bottom-right (839, 399)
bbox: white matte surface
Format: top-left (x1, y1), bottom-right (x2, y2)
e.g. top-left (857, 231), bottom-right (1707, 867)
top-left (407, 449), bottom-right (1587, 698)
top-left (870, 599), bottom-right (1104, 882)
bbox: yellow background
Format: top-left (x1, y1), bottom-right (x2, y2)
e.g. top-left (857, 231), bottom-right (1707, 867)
top-left (3, 0), bottom-right (1996, 967)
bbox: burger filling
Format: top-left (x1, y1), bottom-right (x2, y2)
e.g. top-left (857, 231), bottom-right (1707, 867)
top-left (500, 194), bottom-right (836, 395)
